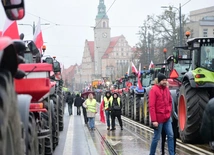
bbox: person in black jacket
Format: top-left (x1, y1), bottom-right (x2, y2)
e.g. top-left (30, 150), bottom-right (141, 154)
top-left (109, 93), bottom-right (123, 131)
top-left (82, 95), bottom-right (88, 124)
top-left (66, 92), bottom-right (74, 115)
top-left (200, 98), bottom-right (214, 149)
top-left (74, 94), bottom-right (82, 115)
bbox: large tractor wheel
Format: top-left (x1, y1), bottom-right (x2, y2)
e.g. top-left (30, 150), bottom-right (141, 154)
top-left (143, 92), bottom-right (149, 125)
top-left (122, 93), bottom-right (126, 115)
top-left (27, 113), bottom-right (39, 155)
top-left (57, 91), bottom-right (64, 131)
top-left (128, 93), bottom-right (133, 118)
top-left (139, 98), bottom-right (144, 123)
top-left (0, 70), bottom-right (24, 155)
top-left (52, 97), bottom-right (59, 150)
top-left (135, 94), bottom-right (141, 121)
top-left (178, 81), bottom-right (209, 143)
top-left (130, 95), bottom-right (134, 120)
top-left (42, 100), bottom-right (53, 155)
top-left (39, 118), bottom-right (45, 155)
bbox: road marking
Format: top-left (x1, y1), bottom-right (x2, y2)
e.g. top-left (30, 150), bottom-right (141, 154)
top-left (62, 116), bottom-right (73, 155)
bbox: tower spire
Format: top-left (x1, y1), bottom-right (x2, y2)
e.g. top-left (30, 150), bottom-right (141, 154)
top-left (96, 0), bottom-right (108, 19)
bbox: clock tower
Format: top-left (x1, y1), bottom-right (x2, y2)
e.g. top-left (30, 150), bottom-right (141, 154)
top-left (94, 0), bottom-right (111, 76)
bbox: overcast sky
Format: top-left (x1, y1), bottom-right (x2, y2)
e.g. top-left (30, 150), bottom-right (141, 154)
top-left (0, 0), bottom-right (213, 68)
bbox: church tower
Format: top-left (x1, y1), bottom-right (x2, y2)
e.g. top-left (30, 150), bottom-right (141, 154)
top-left (94, 0), bottom-right (111, 77)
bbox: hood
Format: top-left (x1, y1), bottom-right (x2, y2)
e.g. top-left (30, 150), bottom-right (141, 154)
top-left (105, 91), bottom-right (112, 99)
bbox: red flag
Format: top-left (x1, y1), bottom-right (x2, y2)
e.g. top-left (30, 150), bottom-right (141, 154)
top-left (99, 100), bottom-right (105, 123)
top-left (131, 62), bottom-right (138, 74)
top-left (0, 31), bottom-right (2, 36)
top-left (149, 60), bottom-right (154, 70)
top-left (2, 19), bottom-right (19, 39)
top-left (33, 19), bottom-right (44, 52)
top-left (138, 63), bottom-right (143, 90)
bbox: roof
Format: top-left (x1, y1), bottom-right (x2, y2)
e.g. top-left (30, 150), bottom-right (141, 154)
top-left (87, 40), bottom-right (94, 61)
top-left (102, 36), bottom-right (121, 59)
top-left (62, 65), bottom-right (77, 80)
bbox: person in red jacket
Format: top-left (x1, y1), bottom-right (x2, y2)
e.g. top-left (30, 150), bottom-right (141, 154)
top-left (149, 73), bottom-right (174, 155)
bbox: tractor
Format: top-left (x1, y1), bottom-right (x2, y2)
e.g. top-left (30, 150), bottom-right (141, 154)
top-left (0, 0), bottom-right (41, 155)
top-left (172, 35), bottom-right (214, 143)
top-left (42, 54), bottom-right (64, 132)
top-left (15, 39), bottom-right (59, 154)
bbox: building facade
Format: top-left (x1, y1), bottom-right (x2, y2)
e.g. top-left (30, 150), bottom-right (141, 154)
top-left (66, 0), bottom-right (138, 90)
top-left (186, 6), bottom-right (214, 38)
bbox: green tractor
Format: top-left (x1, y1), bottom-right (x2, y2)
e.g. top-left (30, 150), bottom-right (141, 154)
top-left (174, 37), bottom-right (214, 143)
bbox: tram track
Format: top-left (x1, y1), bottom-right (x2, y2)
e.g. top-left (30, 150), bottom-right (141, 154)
top-left (122, 116), bottom-right (214, 155)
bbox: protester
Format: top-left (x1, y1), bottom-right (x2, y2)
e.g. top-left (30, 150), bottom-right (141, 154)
top-left (66, 92), bottom-right (74, 115)
top-left (149, 73), bottom-right (174, 155)
top-left (101, 91), bottom-right (113, 130)
top-left (109, 93), bottom-right (123, 131)
top-left (82, 95), bottom-right (88, 124)
top-left (83, 93), bottom-right (97, 130)
top-left (74, 94), bottom-right (82, 115)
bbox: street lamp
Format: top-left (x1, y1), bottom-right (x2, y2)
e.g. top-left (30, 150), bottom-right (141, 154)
top-left (18, 21), bottom-right (50, 35)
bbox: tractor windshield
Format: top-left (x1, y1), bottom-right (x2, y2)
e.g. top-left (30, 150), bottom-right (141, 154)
top-left (200, 45), bottom-right (214, 71)
top-left (142, 75), bottom-right (151, 87)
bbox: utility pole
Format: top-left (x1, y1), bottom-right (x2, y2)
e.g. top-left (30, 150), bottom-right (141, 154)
top-left (18, 21), bottom-right (50, 35)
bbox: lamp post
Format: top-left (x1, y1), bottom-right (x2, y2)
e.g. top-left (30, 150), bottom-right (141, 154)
top-left (163, 48), bottom-right (167, 62)
top-left (18, 21), bottom-right (50, 35)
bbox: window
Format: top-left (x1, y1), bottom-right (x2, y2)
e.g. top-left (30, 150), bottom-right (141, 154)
top-left (121, 48), bottom-right (123, 51)
top-left (203, 28), bottom-right (208, 37)
top-left (121, 53), bottom-right (123, 56)
top-left (116, 53), bottom-right (118, 56)
top-left (103, 22), bottom-right (106, 28)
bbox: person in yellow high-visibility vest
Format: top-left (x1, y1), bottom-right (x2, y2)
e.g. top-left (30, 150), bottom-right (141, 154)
top-left (109, 93), bottom-right (123, 131)
top-left (101, 91), bottom-right (113, 130)
top-left (83, 93), bottom-right (97, 130)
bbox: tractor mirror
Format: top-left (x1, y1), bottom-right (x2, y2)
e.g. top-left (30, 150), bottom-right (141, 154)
top-left (1, 0), bottom-right (25, 20)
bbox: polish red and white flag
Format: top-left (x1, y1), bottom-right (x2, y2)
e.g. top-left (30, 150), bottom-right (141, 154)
top-left (149, 60), bottom-right (154, 70)
top-left (2, 19), bottom-right (19, 39)
top-left (131, 62), bottom-right (138, 74)
top-left (0, 31), bottom-right (2, 36)
top-left (137, 63), bottom-right (143, 90)
top-left (33, 19), bottom-right (44, 53)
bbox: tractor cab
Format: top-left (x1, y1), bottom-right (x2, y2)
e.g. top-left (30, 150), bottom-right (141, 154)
top-left (20, 40), bottom-right (41, 63)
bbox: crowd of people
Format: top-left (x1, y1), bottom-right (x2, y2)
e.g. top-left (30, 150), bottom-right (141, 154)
top-left (63, 72), bottom-right (214, 155)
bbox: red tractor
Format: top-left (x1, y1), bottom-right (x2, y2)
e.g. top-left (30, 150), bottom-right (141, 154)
top-left (0, 1), bottom-right (43, 155)
top-left (42, 54), bottom-right (64, 132)
top-left (14, 39), bottom-right (60, 154)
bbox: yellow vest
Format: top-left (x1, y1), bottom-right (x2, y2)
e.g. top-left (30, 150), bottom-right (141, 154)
top-left (86, 99), bottom-right (96, 112)
top-left (110, 98), bottom-right (121, 106)
top-left (104, 96), bottom-right (113, 110)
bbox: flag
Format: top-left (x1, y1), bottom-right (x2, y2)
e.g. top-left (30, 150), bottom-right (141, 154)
top-left (131, 62), bottom-right (138, 74)
top-left (149, 60), bottom-right (154, 70)
top-left (0, 31), bottom-right (2, 36)
top-left (2, 19), bottom-right (19, 39)
top-left (99, 100), bottom-right (105, 123)
top-left (33, 18), bottom-right (44, 52)
top-left (127, 64), bottom-right (130, 76)
top-left (137, 63), bottom-right (143, 90)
